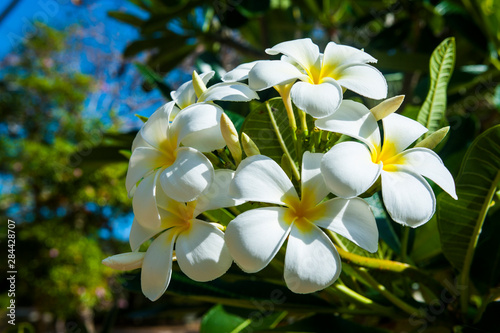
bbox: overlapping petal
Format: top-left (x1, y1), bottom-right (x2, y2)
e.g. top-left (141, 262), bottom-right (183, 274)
top-left (125, 147), bottom-right (165, 195)
top-left (199, 82), bottom-right (259, 103)
top-left (176, 219), bottom-right (232, 282)
top-left (395, 148), bottom-right (457, 199)
top-left (321, 142), bottom-right (382, 198)
top-left (266, 38), bottom-right (321, 74)
top-left (129, 218), bottom-right (161, 252)
top-left (230, 155), bottom-right (296, 206)
top-left (139, 102), bottom-right (174, 149)
top-left (381, 113), bottom-right (428, 155)
top-left (102, 252), bottom-right (145, 271)
top-left (284, 223), bottom-right (341, 294)
top-left (195, 170), bottom-right (244, 216)
top-left (141, 228), bottom-right (178, 301)
top-left (222, 61), bottom-right (260, 82)
top-left (248, 60), bottom-right (306, 91)
top-left (133, 170), bottom-right (162, 229)
top-left (171, 71), bottom-right (214, 109)
top-left (314, 198), bottom-right (378, 253)
top-left (225, 207), bottom-right (292, 273)
top-left (381, 167), bottom-right (435, 227)
top-left (290, 79), bottom-right (342, 118)
top-left (322, 42), bottom-right (377, 71)
top-left (335, 64), bottom-right (387, 100)
top-left (160, 147), bottom-right (214, 202)
top-left (300, 152), bottom-right (329, 206)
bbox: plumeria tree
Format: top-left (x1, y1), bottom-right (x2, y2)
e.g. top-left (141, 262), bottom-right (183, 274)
top-left (103, 37), bottom-right (500, 332)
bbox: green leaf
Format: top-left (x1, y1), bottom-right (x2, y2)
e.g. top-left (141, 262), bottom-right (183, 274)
top-left (241, 98), bottom-right (296, 165)
top-left (437, 124), bottom-right (500, 281)
top-left (200, 305), bottom-right (286, 333)
top-left (417, 37), bottom-right (456, 136)
top-left (108, 11), bottom-right (144, 27)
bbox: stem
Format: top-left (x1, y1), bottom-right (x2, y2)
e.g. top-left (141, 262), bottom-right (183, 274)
top-left (356, 268), bottom-right (422, 317)
top-left (328, 284), bottom-right (394, 316)
top-left (266, 101), bottom-right (301, 181)
top-left (216, 148), bottom-right (236, 169)
top-left (298, 108), bottom-right (309, 137)
top-left (275, 84), bottom-right (297, 135)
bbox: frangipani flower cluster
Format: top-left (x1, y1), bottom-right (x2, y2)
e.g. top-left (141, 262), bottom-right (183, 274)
top-left (104, 38), bottom-right (457, 300)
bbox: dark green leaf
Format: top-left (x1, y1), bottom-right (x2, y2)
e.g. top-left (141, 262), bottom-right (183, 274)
top-left (134, 63), bottom-right (172, 98)
top-left (108, 11), bottom-right (144, 27)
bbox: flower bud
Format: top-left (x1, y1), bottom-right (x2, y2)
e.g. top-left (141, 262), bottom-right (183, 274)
top-left (415, 126), bottom-right (449, 150)
top-left (192, 70), bottom-right (207, 98)
top-left (102, 252), bottom-right (145, 271)
top-left (370, 95), bottom-right (405, 121)
top-left (220, 113), bottom-right (242, 165)
top-left (241, 132), bottom-right (260, 156)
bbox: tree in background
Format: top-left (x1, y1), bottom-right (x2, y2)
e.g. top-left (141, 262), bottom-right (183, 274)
top-left (0, 24), bottom-right (132, 333)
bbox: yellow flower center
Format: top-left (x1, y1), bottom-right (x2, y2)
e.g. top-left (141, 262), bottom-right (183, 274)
top-left (283, 195), bottom-right (325, 232)
top-left (158, 137), bottom-right (178, 167)
top-left (372, 140), bottom-right (405, 172)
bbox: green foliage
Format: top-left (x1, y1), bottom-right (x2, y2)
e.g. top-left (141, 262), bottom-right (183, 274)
top-left (417, 37), bottom-right (456, 136)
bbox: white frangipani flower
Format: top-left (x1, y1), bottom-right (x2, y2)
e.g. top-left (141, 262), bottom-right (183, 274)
top-left (223, 39), bottom-right (387, 118)
top-left (317, 100), bottom-right (458, 227)
top-left (225, 152), bottom-right (378, 294)
top-left (114, 170), bottom-right (242, 301)
top-left (126, 101), bottom-right (226, 230)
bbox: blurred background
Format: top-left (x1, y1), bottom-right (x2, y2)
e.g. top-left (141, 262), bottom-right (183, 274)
top-left (0, 0), bottom-right (499, 332)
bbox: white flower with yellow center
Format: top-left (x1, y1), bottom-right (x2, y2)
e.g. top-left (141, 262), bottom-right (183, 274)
top-left (317, 100), bottom-right (458, 227)
top-left (104, 170), bottom-right (242, 301)
top-left (223, 38), bottom-right (387, 118)
top-left (224, 152), bottom-right (378, 294)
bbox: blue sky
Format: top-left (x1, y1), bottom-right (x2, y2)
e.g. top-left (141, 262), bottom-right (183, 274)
top-left (0, 0), bottom-right (166, 241)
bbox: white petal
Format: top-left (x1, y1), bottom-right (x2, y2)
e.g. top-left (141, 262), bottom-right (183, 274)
top-left (230, 155), bottom-right (297, 206)
top-left (169, 103), bottom-right (225, 152)
top-left (321, 142), bottom-right (382, 198)
top-left (195, 170), bottom-right (245, 216)
top-left (382, 113), bottom-right (428, 154)
top-left (199, 82), bottom-right (259, 103)
top-left (314, 198), bottom-right (378, 253)
top-left (395, 148), bottom-right (457, 199)
top-left (266, 38), bottom-right (321, 74)
top-left (160, 147), bottom-right (214, 202)
top-left (284, 223), bottom-right (341, 293)
top-left (125, 147), bottom-right (165, 195)
top-left (129, 218), bottom-right (161, 251)
top-left (131, 130), bottom-right (153, 152)
top-left (133, 170), bottom-right (161, 229)
top-left (315, 100), bottom-right (380, 151)
top-left (222, 61), bottom-right (260, 82)
top-left (290, 79), bottom-right (342, 118)
top-left (139, 101), bottom-right (175, 149)
top-left (248, 60), bottom-right (306, 91)
top-left (171, 71), bottom-right (214, 109)
top-left (300, 152), bottom-right (329, 206)
top-left (141, 228), bottom-right (178, 301)
top-left (225, 207), bottom-right (292, 273)
top-left (322, 42), bottom-right (377, 71)
top-left (176, 219), bottom-right (232, 281)
top-left (381, 168), bottom-right (435, 227)
top-left (335, 64), bottom-right (388, 99)
top-left (102, 252), bottom-right (145, 271)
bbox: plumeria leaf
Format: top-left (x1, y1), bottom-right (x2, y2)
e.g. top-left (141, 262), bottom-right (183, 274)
top-left (437, 125), bottom-right (500, 289)
top-left (241, 97), bottom-right (297, 164)
top-left (417, 38), bottom-right (455, 137)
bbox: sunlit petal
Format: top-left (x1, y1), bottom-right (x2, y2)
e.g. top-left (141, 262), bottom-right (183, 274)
top-left (335, 64), bottom-right (387, 99)
top-left (139, 101), bottom-right (175, 149)
top-left (382, 113), bottom-right (428, 155)
top-left (230, 155), bottom-right (297, 205)
top-left (301, 152), bottom-right (329, 206)
top-left (169, 103), bottom-right (225, 152)
top-left (176, 219), bottom-right (232, 281)
top-left (290, 79), bottom-right (342, 118)
top-left (199, 82), bottom-right (259, 103)
top-left (321, 142), bottom-right (382, 198)
top-left (322, 42), bottom-right (377, 72)
top-left (222, 61), bottom-right (260, 82)
top-left (160, 147), bottom-right (214, 202)
top-left (195, 170), bottom-right (245, 216)
top-left (125, 147), bottom-right (165, 195)
top-left (314, 198), bottom-right (378, 253)
top-left (141, 228), bottom-right (178, 301)
top-left (248, 60), bottom-right (307, 91)
top-left (266, 38), bottom-right (321, 73)
top-left (315, 100), bottom-right (380, 151)
top-left (284, 223), bottom-right (341, 293)
top-left (225, 207), bottom-right (292, 273)
top-left (133, 170), bottom-right (161, 229)
top-left (381, 168), bottom-right (435, 227)
top-left (394, 148), bottom-right (457, 199)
